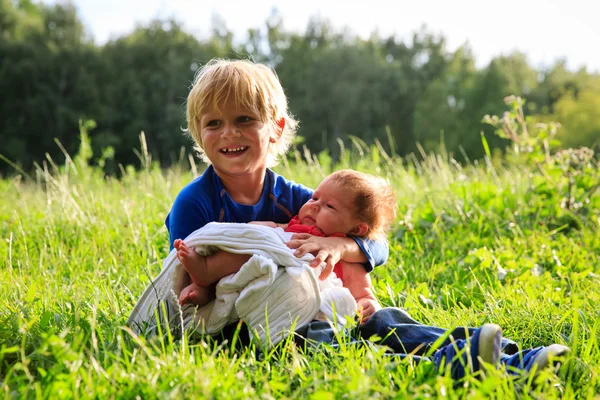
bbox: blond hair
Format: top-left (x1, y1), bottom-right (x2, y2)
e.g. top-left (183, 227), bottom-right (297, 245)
top-left (327, 170), bottom-right (397, 241)
top-left (185, 59), bottom-right (298, 167)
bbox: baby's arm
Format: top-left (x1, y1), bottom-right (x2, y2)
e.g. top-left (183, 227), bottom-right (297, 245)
top-left (249, 221), bottom-right (289, 229)
top-left (337, 261), bottom-right (381, 324)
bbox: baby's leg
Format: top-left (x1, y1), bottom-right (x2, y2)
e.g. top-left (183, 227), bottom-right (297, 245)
top-left (179, 282), bottom-right (215, 306)
top-left (174, 239), bottom-right (209, 286)
top-left (337, 261), bottom-right (381, 323)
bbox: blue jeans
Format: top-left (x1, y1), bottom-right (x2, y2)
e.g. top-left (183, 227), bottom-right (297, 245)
top-left (208, 307), bottom-right (520, 363)
top-left (293, 307), bottom-right (519, 358)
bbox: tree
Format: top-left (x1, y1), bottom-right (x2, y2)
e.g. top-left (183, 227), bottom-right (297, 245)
top-left (2, 9), bottom-right (599, 174)
top-left (274, 22), bottom-right (449, 157)
top-left (379, 29), bottom-right (449, 154)
top-left (0, 1), bottom-right (99, 170)
top-left (0, 0), bottom-right (44, 42)
top-left (414, 45), bottom-right (478, 156)
top-left (454, 52), bottom-right (539, 158)
top-left (551, 77), bottom-right (600, 148)
top-left (96, 19), bottom-right (232, 167)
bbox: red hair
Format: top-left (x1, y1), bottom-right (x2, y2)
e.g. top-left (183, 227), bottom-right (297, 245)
top-left (327, 169), bottom-right (397, 240)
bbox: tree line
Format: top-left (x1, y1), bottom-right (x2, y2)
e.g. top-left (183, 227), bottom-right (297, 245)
top-left (1, 1), bottom-right (599, 174)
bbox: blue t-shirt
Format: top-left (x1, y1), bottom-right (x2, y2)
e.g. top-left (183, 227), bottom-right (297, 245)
top-left (165, 165), bottom-right (388, 271)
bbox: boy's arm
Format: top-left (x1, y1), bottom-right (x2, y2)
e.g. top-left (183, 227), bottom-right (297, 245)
top-left (286, 235), bottom-right (363, 279)
top-left (167, 196), bottom-right (210, 250)
top-left (286, 236), bottom-right (389, 279)
top-left (350, 237), bottom-right (389, 272)
top-left (168, 197), bottom-right (254, 280)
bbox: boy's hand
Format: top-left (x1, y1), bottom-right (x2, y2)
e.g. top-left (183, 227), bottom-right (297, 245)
top-left (357, 298), bottom-right (381, 324)
top-left (286, 234), bottom-right (345, 280)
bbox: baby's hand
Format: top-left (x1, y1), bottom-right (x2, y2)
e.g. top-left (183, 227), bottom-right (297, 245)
top-left (356, 298), bottom-right (382, 324)
top-left (249, 221), bottom-right (278, 228)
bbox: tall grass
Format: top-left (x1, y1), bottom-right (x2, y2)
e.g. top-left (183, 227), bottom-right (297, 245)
top-left (1, 136), bottom-right (599, 398)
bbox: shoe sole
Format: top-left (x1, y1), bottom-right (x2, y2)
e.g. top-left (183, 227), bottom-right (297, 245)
top-left (477, 323), bottom-right (502, 366)
top-left (534, 344), bottom-right (571, 370)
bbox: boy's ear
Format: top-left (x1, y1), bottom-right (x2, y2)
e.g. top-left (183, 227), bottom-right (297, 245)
top-left (350, 223), bottom-right (369, 237)
top-left (270, 118), bottom-right (285, 143)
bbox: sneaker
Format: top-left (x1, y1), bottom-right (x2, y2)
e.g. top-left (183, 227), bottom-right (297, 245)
top-left (433, 323), bottom-right (502, 380)
top-left (534, 344), bottom-right (571, 370)
top-left (501, 344), bottom-right (570, 374)
top-left (477, 323), bottom-right (503, 366)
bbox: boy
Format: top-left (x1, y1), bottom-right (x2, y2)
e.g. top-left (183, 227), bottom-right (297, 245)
top-left (168, 58), bottom-right (387, 305)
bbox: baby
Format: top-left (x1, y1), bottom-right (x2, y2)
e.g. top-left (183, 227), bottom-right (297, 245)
top-left (175, 169), bottom-right (397, 323)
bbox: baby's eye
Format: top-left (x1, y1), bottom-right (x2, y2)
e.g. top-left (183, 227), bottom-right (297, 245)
top-left (326, 204), bottom-right (335, 210)
top-left (206, 120), bottom-right (221, 127)
top-left (311, 196), bottom-right (318, 201)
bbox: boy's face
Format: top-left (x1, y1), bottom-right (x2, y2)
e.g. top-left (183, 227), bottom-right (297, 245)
top-left (298, 177), bottom-right (362, 236)
top-left (199, 97), bottom-right (279, 178)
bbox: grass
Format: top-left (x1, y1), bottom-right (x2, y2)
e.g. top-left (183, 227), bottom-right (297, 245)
top-left (1, 141), bottom-right (599, 399)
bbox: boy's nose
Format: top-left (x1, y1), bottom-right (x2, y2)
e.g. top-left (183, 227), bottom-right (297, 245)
top-left (221, 123), bottom-right (241, 138)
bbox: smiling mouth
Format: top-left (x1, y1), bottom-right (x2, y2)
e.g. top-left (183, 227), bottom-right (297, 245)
top-left (220, 146), bottom-right (248, 154)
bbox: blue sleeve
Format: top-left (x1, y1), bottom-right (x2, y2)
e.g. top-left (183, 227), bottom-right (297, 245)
top-left (166, 195), bottom-right (210, 250)
top-left (350, 236), bottom-right (389, 272)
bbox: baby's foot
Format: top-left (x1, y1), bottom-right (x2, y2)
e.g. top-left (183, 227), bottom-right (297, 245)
top-left (179, 282), bottom-right (214, 306)
top-left (174, 239), bottom-right (209, 286)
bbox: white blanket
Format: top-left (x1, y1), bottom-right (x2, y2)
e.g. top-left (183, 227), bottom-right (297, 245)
top-left (127, 222), bottom-right (357, 345)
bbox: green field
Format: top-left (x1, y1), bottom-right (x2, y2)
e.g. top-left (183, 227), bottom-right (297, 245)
top-left (1, 137), bottom-right (599, 398)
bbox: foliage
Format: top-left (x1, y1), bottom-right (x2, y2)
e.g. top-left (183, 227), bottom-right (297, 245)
top-left (551, 78), bottom-right (600, 148)
top-left (1, 3), bottom-right (600, 174)
top-left (0, 130), bottom-right (599, 397)
top-left (483, 96), bottom-right (600, 232)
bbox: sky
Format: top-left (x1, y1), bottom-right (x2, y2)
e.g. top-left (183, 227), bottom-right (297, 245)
top-left (55, 0), bottom-right (600, 72)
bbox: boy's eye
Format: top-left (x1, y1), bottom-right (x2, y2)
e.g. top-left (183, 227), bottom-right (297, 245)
top-left (311, 196), bottom-right (318, 201)
top-left (237, 116), bottom-right (253, 123)
top-left (326, 204), bottom-right (335, 210)
top-left (206, 120), bottom-right (221, 127)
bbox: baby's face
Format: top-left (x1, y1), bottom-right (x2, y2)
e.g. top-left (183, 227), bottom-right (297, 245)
top-left (298, 177), bottom-right (360, 236)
